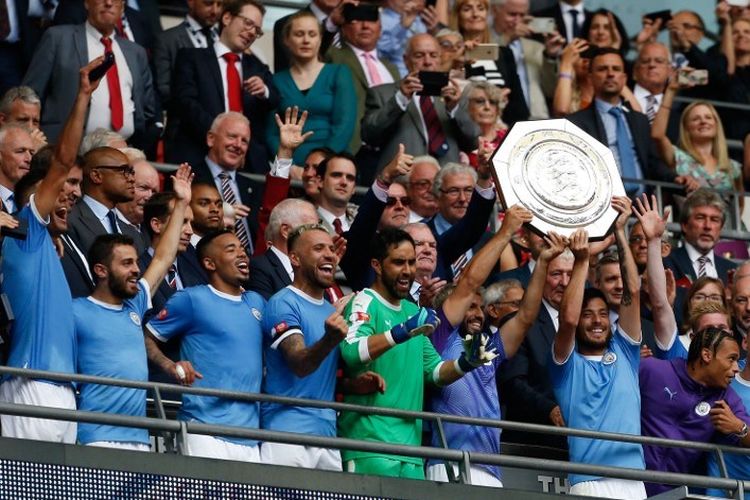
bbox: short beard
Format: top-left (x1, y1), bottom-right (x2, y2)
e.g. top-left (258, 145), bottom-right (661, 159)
top-left (576, 328), bottom-right (613, 352)
top-left (109, 274), bottom-right (138, 300)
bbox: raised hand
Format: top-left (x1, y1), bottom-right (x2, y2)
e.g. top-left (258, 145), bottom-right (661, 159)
top-left (171, 163), bottom-right (194, 203)
top-left (324, 308), bottom-right (349, 343)
top-left (399, 72), bottom-right (423, 99)
top-left (381, 143), bottom-right (414, 184)
top-left (539, 231), bottom-right (567, 263)
top-left (440, 78), bottom-right (462, 111)
top-left (499, 205), bottom-right (533, 236)
top-left (568, 229), bottom-right (589, 261)
top-left (418, 277), bottom-right (448, 308)
top-left (78, 55), bottom-right (107, 95)
top-left (633, 193), bottom-right (671, 241)
top-left (389, 307), bottom-right (441, 344)
top-left (461, 332), bottom-right (499, 368)
top-left (332, 234), bottom-right (347, 261)
top-left (611, 195), bottom-right (632, 230)
top-left (276, 106), bottom-right (314, 158)
top-left (636, 16), bottom-right (662, 45)
top-left (607, 12), bottom-right (622, 50)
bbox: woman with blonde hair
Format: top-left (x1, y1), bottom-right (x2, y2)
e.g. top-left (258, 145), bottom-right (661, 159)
top-left (449, 0), bottom-right (490, 43)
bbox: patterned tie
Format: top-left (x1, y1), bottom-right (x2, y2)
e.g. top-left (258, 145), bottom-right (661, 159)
top-left (332, 218), bottom-right (344, 236)
top-left (218, 172), bottom-right (252, 252)
top-left (0, 0), bottom-right (10, 39)
top-left (222, 53), bottom-right (243, 112)
top-left (419, 96), bottom-right (448, 157)
top-left (697, 255), bottom-right (709, 278)
top-left (646, 94), bottom-right (657, 124)
top-left (106, 210), bottom-right (120, 234)
top-left (363, 52), bottom-right (383, 87)
top-left (569, 9), bottom-right (582, 39)
top-left (167, 264), bottom-right (178, 289)
top-left (100, 37), bottom-right (124, 131)
top-left (608, 107), bottom-right (639, 195)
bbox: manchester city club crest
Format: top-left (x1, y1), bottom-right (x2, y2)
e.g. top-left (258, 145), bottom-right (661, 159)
top-left (695, 402), bottom-right (711, 417)
top-left (129, 312), bottom-right (141, 326)
top-left (602, 351), bottom-right (617, 365)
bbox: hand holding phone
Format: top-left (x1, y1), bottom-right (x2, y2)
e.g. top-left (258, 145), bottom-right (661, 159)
top-left (88, 52), bottom-right (115, 82)
top-left (677, 68), bottom-right (708, 86)
top-left (417, 71), bottom-right (449, 96)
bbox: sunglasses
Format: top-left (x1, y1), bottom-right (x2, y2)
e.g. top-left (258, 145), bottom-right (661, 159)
top-left (95, 164), bottom-right (135, 177)
top-left (386, 196), bottom-right (411, 207)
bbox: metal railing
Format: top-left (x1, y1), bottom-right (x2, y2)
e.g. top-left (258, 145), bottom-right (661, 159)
top-left (1, 365), bottom-right (749, 497)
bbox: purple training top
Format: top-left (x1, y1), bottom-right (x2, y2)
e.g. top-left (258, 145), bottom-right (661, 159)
top-left (639, 357), bottom-right (750, 496)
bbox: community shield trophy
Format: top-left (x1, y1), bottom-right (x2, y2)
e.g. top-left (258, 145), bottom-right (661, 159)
top-left (490, 119), bottom-right (625, 241)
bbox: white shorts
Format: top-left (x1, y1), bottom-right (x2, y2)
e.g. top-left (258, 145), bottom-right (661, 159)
top-left (426, 463), bottom-right (503, 488)
top-left (0, 377), bottom-right (76, 443)
top-left (87, 441), bottom-right (150, 452)
top-left (570, 478), bottom-right (647, 499)
top-left (260, 442), bottom-right (341, 471)
top-left (184, 433), bottom-right (261, 463)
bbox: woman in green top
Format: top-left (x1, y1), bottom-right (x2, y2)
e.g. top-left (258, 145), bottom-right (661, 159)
top-left (267, 11), bottom-right (357, 165)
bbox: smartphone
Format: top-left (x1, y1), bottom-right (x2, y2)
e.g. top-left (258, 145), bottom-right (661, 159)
top-left (418, 71), bottom-right (449, 96)
top-left (528, 17), bottom-right (556, 34)
top-left (88, 51), bottom-right (115, 82)
top-left (580, 46), bottom-right (599, 59)
top-left (425, 0), bottom-right (437, 7)
top-left (465, 43), bottom-right (499, 61)
top-left (728, 0), bottom-right (750, 7)
top-left (644, 9), bottom-right (671, 26)
top-left (343, 3), bottom-right (379, 22)
top-left (1, 217), bottom-right (27, 240)
top-left (677, 68), bottom-right (709, 86)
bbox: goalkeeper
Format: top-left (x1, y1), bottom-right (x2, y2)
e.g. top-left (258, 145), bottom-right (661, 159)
top-left (339, 227), bottom-right (504, 479)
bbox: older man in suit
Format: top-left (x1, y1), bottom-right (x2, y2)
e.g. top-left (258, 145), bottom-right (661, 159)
top-left (153, 0), bottom-right (222, 104)
top-left (362, 33), bottom-right (478, 171)
top-left (532, 0), bottom-right (591, 43)
top-left (165, 0), bottom-right (277, 174)
top-left (22, 0), bottom-right (158, 150)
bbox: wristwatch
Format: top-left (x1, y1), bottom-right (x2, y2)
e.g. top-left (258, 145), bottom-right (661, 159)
top-left (735, 423), bottom-right (749, 439)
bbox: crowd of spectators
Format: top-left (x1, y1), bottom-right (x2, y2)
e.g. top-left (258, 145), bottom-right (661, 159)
top-left (4, 0), bottom-right (750, 498)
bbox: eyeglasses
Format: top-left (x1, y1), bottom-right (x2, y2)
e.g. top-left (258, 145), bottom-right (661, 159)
top-left (440, 187), bottom-right (474, 198)
top-left (692, 293), bottom-right (724, 302)
top-left (409, 179), bottom-right (433, 192)
top-left (235, 14), bottom-right (264, 36)
top-left (413, 239), bottom-right (437, 249)
top-left (469, 97), bottom-right (500, 107)
top-left (439, 40), bottom-right (465, 51)
top-left (637, 57), bottom-right (669, 65)
top-left (628, 236), bottom-right (646, 244)
top-left (386, 196), bottom-right (411, 207)
top-left (95, 164), bottom-right (135, 177)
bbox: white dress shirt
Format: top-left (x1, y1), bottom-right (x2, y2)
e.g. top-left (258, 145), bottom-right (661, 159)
top-left (185, 15), bottom-right (217, 48)
top-left (317, 205), bottom-right (350, 232)
top-left (684, 242), bottom-right (718, 279)
top-left (347, 43), bottom-right (394, 87)
top-left (270, 245), bottom-right (294, 280)
top-left (559, 1), bottom-right (585, 43)
top-left (204, 156), bottom-right (253, 241)
top-left (82, 195), bottom-right (120, 234)
top-left (0, 184), bottom-right (15, 213)
top-left (213, 41), bottom-right (244, 112)
top-left (633, 84), bottom-right (663, 116)
top-left (542, 298), bottom-right (560, 332)
top-left (85, 22), bottom-right (135, 139)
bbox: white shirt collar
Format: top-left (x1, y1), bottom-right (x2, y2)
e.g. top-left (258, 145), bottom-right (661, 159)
top-left (287, 284), bottom-right (325, 305)
top-left (83, 194), bottom-right (114, 221)
top-left (0, 184), bottom-right (14, 211)
top-left (559, 1), bottom-right (584, 15)
top-left (633, 83), bottom-right (662, 103)
top-left (542, 298), bottom-right (560, 331)
top-left (270, 245), bottom-right (293, 278)
top-left (208, 284), bottom-right (242, 302)
top-left (317, 205), bottom-right (342, 226)
top-left (190, 233), bottom-right (202, 248)
top-left (85, 20), bottom-right (115, 41)
top-left (684, 241), bottom-right (715, 266)
top-left (205, 156), bottom-right (234, 182)
top-left (213, 40), bottom-right (236, 60)
top-left (347, 42), bottom-right (378, 60)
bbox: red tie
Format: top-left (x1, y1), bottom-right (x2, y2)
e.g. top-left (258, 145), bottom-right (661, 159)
top-left (419, 96), bottom-right (448, 157)
top-left (222, 53), bottom-right (243, 112)
top-left (332, 218), bottom-right (343, 236)
top-left (116, 16), bottom-right (128, 40)
top-left (100, 37), bottom-right (124, 131)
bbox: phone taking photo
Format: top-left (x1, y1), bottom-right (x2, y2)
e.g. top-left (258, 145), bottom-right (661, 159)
top-left (88, 52), bottom-right (115, 82)
top-left (418, 71), bottom-right (449, 96)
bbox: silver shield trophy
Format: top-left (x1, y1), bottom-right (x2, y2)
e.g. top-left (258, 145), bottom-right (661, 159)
top-left (490, 119), bottom-right (626, 241)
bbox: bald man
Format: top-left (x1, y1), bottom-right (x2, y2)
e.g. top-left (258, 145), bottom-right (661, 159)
top-left (66, 146), bottom-right (146, 257)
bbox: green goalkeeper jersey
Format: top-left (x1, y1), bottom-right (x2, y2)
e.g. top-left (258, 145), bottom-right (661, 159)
top-left (338, 288), bottom-right (443, 464)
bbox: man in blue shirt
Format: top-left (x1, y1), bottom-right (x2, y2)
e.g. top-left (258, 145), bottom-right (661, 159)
top-left (145, 229), bottom-right (264, 462)
top-left (73, 164), bottom-right (193, 450)
top-left (426, 205), bottom-right (566, 487)
top-left (551, 198), bottom-right (647, 499)
top-left (261, 223), bottom-right (349, 470)
top-left (0, 58), bottom-right (102, 443)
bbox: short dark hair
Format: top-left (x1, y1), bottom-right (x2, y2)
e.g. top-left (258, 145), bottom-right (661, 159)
top-left (28, 145), bottom-right (54, 174)
top-left (88, 233), bottom-right (135, 283)
top-left (196, 229), bottom-right (235, 265)
top-left (143, 192), bottom-right (177, 239)
top-left (13, 168), bottom-right (46, 210)
top-left (589, 46), bottom-right (625, 72)
top-left (371, 227), bottom-right (415, 262)
top-left (687, 326), bottom-right (737, 364)
top-left (222, 0), bottom-right (265, 18)
top-left (316, 152), bottom-right (357, 178)
top-left (581, 287), bottom-right (608, 311)
top-left (191, 180), bottom-right (220, 193)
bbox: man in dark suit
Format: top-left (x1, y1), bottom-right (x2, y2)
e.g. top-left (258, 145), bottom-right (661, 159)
top-left (273, 0), bottom-right (341, 72)
top-left (23, 0), bottom-right (158, 150)
top-left (665, 188), bottom-right (737, 294)
top-left (362, 33), bottom-right (478, 171)
top-left (153, 0), bottom-right (222, 104)
top-left (498, 251), bottom-right (573, 450)
top-left (53, 0), bottom-right (161, 52)
top-left (532, 0), bottom-right (591, 43)
top-left (248, 198), bottom-right (319, 300)
top-left (631, 42), bottom-right (680, 139)
top-left (566, 48), bottom-right (697, 197)
top-left (166, 0), bottom-right (278, 174)
top-left (66, 146), bottom-right (145, 261)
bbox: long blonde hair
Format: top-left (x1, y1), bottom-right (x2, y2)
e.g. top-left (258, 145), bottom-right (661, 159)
top-left (449, 0), bottom-right (490, 43)
top-left (678, 101), bottom-right (740, 190)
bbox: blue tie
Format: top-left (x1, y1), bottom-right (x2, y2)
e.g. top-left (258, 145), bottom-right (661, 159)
top-left (106, 210), bottom-right (120, 234)
top-left (608, 107), bottom-right (640, 196)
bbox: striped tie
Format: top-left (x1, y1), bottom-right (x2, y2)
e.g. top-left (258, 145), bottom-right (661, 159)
top-left (697, 255), bottom-right (709, 278)
top-left (419, 96), bottom-right (448, 157)
top-left (646, 94), bottom-right (657, 124)
top-left (218, 172), bottom-right (252, 252)
top-left (167, 264), bottom-right (177, 289)
top-left (451, 251), bottom-right (471, 279)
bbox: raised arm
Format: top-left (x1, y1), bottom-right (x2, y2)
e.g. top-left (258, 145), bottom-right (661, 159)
top-left (501, 232), bottom-right (567, 358)
top-left (554, 230), bottom-right (589, 362)
top-left (651, 75), bottom-right (679, 169)
top-left (552, 39), bottom-right (588, 117)
top-left (142, 164), bottom-right (193, 295)
top-left (633, 194), bottom-right (676, 346)
top-left (36, 57), bottom-right (104, 218)
top-left (612, 196), bottom-right (641, 342)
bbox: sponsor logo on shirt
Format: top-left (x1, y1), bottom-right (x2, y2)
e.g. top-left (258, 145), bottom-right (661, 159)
top-left (663, 386), bottom-right (677, 400)
top-left (349, 311), bottom-right (370, 323)
top-left (272, 321), bottom-right (288, 339)
top-left (157, 308), bottom-right (168, 321)
top-left (251, 307), bottom-right (262, 321)
top-left (129, 312), bottom-right (141, 326)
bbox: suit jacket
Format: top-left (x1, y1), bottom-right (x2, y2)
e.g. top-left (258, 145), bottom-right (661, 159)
top-left (152, 20), bottom-right (194, 103)
top-left (59, 234), bottom-right (94, 298)
top-left (22, 24), bottom-right (157, 146)
top-left (488, 261), bottom-right (532, 288)
top-left (362, 83), bottom-right (479, 170)
top-left (165, 47), bottom-right (278, 174)
top-left (53, 0), bottom-right (160, 51)
top-left (498, 304), bottom-right (567, 449)
top-left (66, 199), bottom-right (146, 257)
top-left (566, 105), bottom-right (677, 184)
top-left (425, 191), bottom-right (496, 281)
top-left (532, 3), bottom-right (592, 42)
top-left (273, 5), bottom-right (337, 73)
top-left (325, 44), bottom-right (400, 154)
top-left (664, 245), bottom-right (737, 286)
top-left (248, 249), bottom-right (292, 300)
